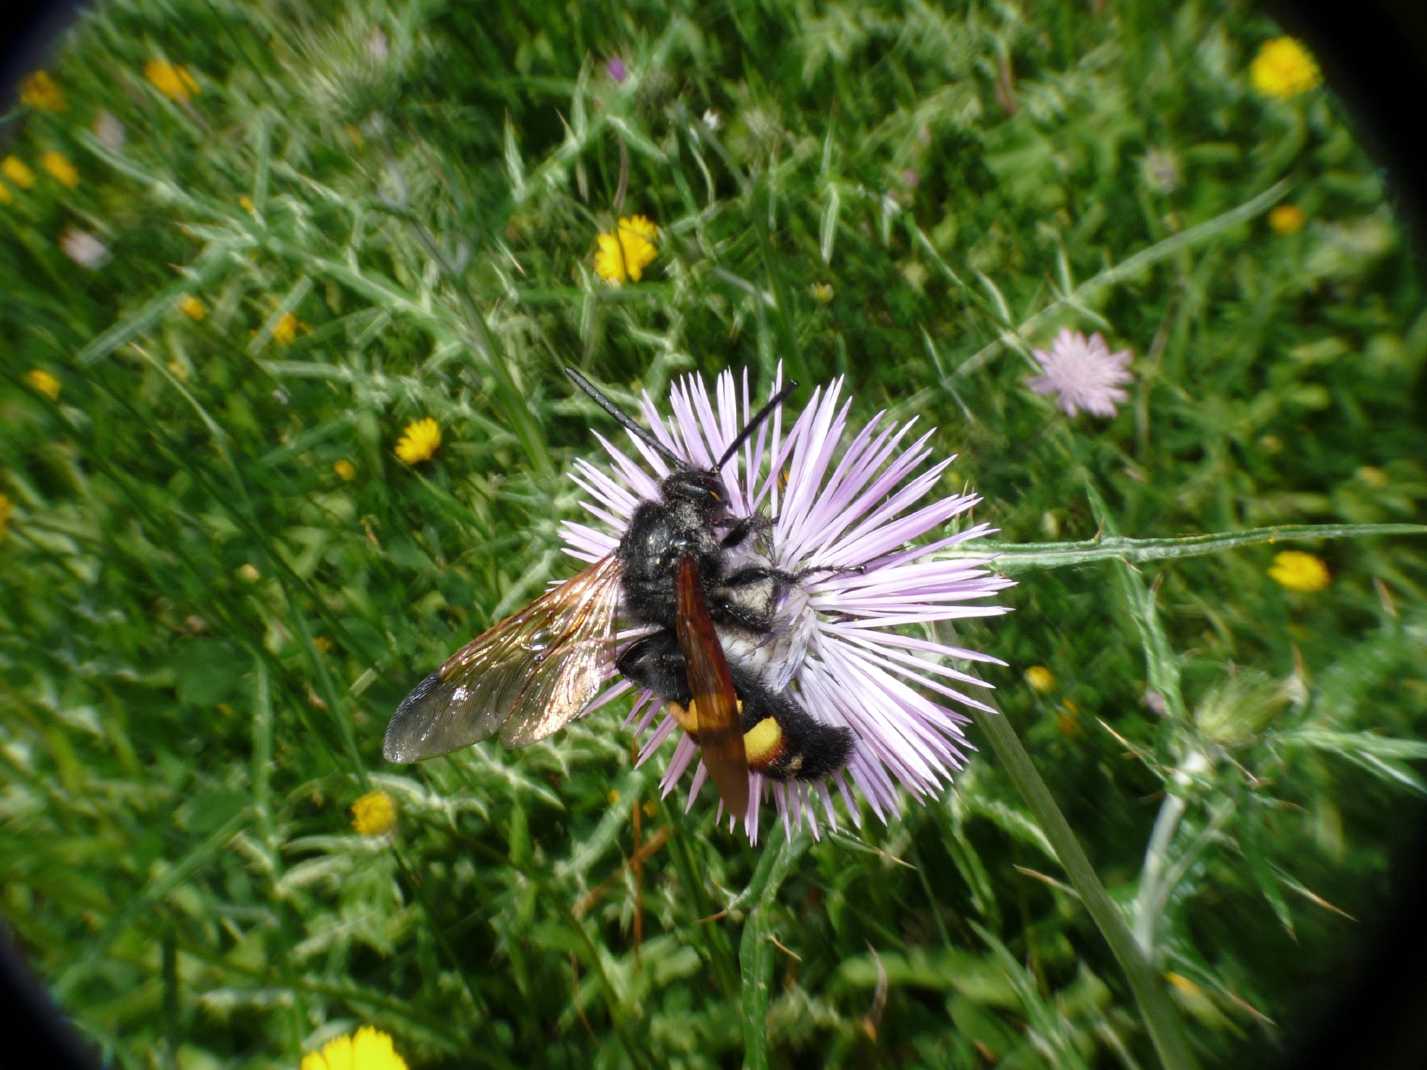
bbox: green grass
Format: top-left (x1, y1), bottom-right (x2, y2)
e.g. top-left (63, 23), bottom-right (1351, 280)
top-left (3, 1), bottom-right (1426, 1067)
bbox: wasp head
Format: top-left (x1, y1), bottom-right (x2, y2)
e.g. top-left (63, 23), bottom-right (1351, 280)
top-left (661, 467), bottom-right (728, 515)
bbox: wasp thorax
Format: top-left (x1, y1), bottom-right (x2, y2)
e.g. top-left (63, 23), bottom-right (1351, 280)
top-left (716, 564), bottom-right (815, 692)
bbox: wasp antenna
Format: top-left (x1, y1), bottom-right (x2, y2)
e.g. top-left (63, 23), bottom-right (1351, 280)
top-left (717, 379), bottom-right (798, 471)
top-left (563, 366), bottom-right (685, 468)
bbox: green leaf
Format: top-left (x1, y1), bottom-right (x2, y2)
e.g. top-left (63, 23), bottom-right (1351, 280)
top-left (174, 639), bottom-right (246, 707)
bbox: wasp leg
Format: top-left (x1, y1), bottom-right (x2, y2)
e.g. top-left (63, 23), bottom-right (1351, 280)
top-left (708, 567), bottom-right (792, 632)
top-left (720, 563), bottom-right (800, 588)
top-left (794, 563), bottom-right (866, 580)
top-left (717, 513), bottom-right (774, 550)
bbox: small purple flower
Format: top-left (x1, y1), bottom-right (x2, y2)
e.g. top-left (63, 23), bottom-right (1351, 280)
top-left (1026, 329), bottom-right (1134, 418)
top-left (93, 111), bottom-right (126, 152)
top-left (59, 227), bottom-right (109, 270)
top-left (563, 369), bottom-right (1011, 842)
top-left (605, 56), bottom-right (628, 84)
top-left (366, 28), bottom-right (390, 62)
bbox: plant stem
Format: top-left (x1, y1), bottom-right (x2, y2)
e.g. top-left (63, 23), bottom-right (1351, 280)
top-left (1134, 792), bottom-right (1187, 955)
top-left (969, 701), bottom-right (1200, 1070)
top-left (1132, 749), bottom-right (1210, 954)
top-left (740, 827), bottom-right (809, 1070)
top-left (958, 522), bottom-right (1427, 572)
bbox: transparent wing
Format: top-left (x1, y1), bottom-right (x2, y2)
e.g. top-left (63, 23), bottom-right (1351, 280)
top-left (674, 556), bottom-right (750, 820)
top-left (383, 555), bottom-right (623, 761)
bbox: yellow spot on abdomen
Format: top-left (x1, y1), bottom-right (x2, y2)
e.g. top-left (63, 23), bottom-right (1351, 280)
top-left (743, 717), bottom-right (783, 765)
top-left (668, 697), bottom-right (746, 737)
top-left (667, 701), bottom-right (698, 733)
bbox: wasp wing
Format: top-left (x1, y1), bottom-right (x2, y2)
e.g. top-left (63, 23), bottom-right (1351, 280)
top-left (674, 555), bottom-right (750, 820)
top-left (383, 555), bottom-right (623, 761)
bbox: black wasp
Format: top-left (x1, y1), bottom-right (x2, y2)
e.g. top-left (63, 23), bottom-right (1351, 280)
top-left (382, 367), bottom-right (852, 819)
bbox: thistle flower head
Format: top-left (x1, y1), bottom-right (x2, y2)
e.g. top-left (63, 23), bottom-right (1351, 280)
top-left (564, 369), bottom-right (1011, 841)
top-left (1026, 328), bottom-right (1134, 419)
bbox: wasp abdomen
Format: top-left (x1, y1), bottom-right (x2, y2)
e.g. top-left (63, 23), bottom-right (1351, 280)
top-left (738, 685), bottom-right (853, 782)
top-left (618, 630), bottom-right (852, 783)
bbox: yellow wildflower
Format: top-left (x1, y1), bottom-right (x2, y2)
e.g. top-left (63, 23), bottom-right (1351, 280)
top-left (350, 790), bottom-right (397, 836)
top-left (1268, 550), bottom-right (1330, 592)
top-left (300, 1026), bottom-right (409, 1070)
top-left (145, 59), bottom-right (200, 103)
top-left (333, 458), bottom-right (357, 481)
top-left (272, 311), bottom-right (302, 346)
top-left (239, 194), bottom-right (255, 214)
top-left (25, 369), bottom-right (61, 400)
top-left (593, 214), bottom-right (659, 284)
top-left (1250, 37), bottom-right (1321, 99)
top-left (810, 282), bottom-right (834, 304)
top-left (237, 563), bottom-right (261, 583)
top-left (394, 418), bottom-right (441, 464)
top-left (179, 295), bottom-right (206, 321)
top-left (0, 183), bottom-right (12, 206)
top-left (1024, 665), bottom-right (1055, 693)
top-left (20, 71), bottom-right (65, 112)
top-left (1268, 204), bottom-right (1306, 235)
top-left (2, 156), bottom-right (36, 190)
top-left (0, 493), bottom-right (12, 539)
top-left (1166, 972), bottom-right (1203, 998)
top-left (41, 151), bottom-right (79, 189)
top-left (1357, 465), bottom-right (1388, 488)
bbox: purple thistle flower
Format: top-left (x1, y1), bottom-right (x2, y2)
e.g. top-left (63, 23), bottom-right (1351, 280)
top-left (605, 56), bottom-right (628, 84)
top-left (563, 368), bottom-right (1012, 842)
top-left (1026, 329), bottom-right (1134, 418)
